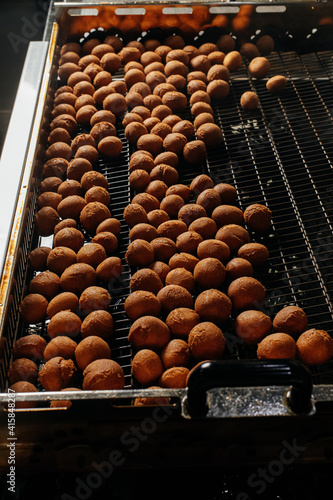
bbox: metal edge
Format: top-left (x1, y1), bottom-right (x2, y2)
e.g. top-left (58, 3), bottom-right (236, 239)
top-left (0, 24), bottom-right (59, 343)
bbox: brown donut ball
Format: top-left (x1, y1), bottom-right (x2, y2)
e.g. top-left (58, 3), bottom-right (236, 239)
top-left (272, 306), bottom-right (308, 337)
top-left (132, 349), bottom-right (164, 386)
top-left (161, 339), bottom-right (191, 369)
top-left (225, 257), bottom-right (254, 282)
top-left (176, 230), bottom-right (203, 254)
top-left (60, 263), bottom-right (96, 295)
top-left (6, 381), bottom-right (38, 409)
top-left (7, 358), bottom-right (38, 385)
top-left (77, 242), bottom-right (107, 268)
top-left (125, 239), bottom-right (155, 268)
top-left (100, 52), bottom-right (122, 74)
top-left (212, 204), bottom-right (243, 227)
top-left (207, 80), bottom-right (230, 100)
top-left (196, 123), bottom-right (223, 149)
top-left (57, 179), bottom-right (82, 198)
top-left (40, 176), bottom-right (63, 194)
top-left (73, 81), bottom-right (95, 97)
top-left (159, 194), bottom-right (185, 219)
top-left (50, 114), bottom-right (77, 136)
top-left (74, 145), bottom-right (99, 165)
top-left (48, 127), bottom-right (72, 146)
top-left (54, 217), bottom-right (79, 234)
top-left (162, 114), bottom-right (182, 129)
top-left (187, 71), bottom-right (207, 84)
top-left (124, 290), bottom-right (161, 321)
top-left (197, 238), bottom-right (230, 262)
top-left (75, 336), bottom-right (111, 371)
top-left (150, 122), bottom-right (172, 140)
top-left (244, 203), bottom-right (272, 232)
top-left (166, 74), bottom-right (186, 91)
top-left (129, 223), bottom-right (158, 242)
top-left (47, 292), bottom-right (79, 319)
top-left (166, 184), bottom-right (191, 203)
top-left (128, 315), bottom-right (171, 351)
top-left (228, 276), bottom-right (265, 311)
top-left (191, 101), bottom-right (213, 117)
top-left (96, 217), bottom-right (121, 236)
top-left (151, 104), bottom-right (173, 121)
top-left (166, 307), bottom-right (200, 339)
top-left (129, 152), bottom-right (155, 173)
top-left (161, 91), bottom-right (187, 113)
top-left (189, 90), bottom-right (211, 106)
top-left (193, 257), bottom-right (226, 289)
top-left (74, 94), bottom-right (96, 112)
top-left (240, 91), bottom-right (259, 110)
top-left (130, 268), bottom-right (164, 295)
top-left (158, 366), bottom-right (189, 388)
top-left (44, 336), bottom-right (77, 361)
top-left (237, 242), bottom-right (269, 268)
top-left (131, 105), bottom-right (151, 120)
top-left (148, 261), bottom-right (171, 283)
top-left (137, 133), bottom-right (164, 156)
top-left (38, 356), bottom-right (76, 391)
top-left (215, 224), bottom-right (250, 254)
top-left (132, 192), bottom-right (160, 213)
top-left (195, 289), bottom-right (232, 324)
top-left (145, 61), bottom-right (165, 75)
top-left (96, 255), bottom-right (122, 283)
top-left (124, 203), bottom-right (148, 228)
top-left (29, 271), bottom-right (60, 300)
top-left (93, 70), bottom-right (112, 88)
top-left (12, 334), bottom-right (46, 361)
top-left (196, 188), bottom-right (221, 214)
top-left (46, 246), bottom-right (77, 275)
top-left (147, 209), bottom-right (170, 228)
top-left (169, 252), bottom-right (199, 273)
top-left (193, 112), bottom-right (215, 130)
top-left (28, 246), bottom-right (52, 271)
top-left (150, 237), bottom-right (178, 263)
top-left (129, 169), bottom-right (151, 192)
top-left (187, 79), bottom-right (206, 95)
top-left (54, 90), bottom-right (76, 106)
top-left (150, 164), bottom-right (179, 187)
top-left (143, 94), bottom-right (163, 110)
top-left (188, 217), bottom-right (217, 240)
top-left (190, 174), bottom-right (214, 194)
top-left (81, 170), bottom-right (109, 191)
top-left (188, 321), bottom-right (225, 361)
top-left (80, 201), bottom-right (111, 234)
top-left (248, 57), bottom-right (270, 79)
top-left (47, 310), bottom-right (81, 339)
top-left (58, 62), bottom-right (80, 83)
top-left (223, 51), bottom-right (242, 72)
top-left (80, 310), bottom-right (113, 340)
top-left (234, 309), bottom-right (272, 346)
top-left (126, 91), bottom-right (144, 109)
top-left (145, 70), bottom-right (167, 90)
top-left (165, 267), bottom-right (195, 293)
top-left (157, 220), bottom-right (188, 241)
top-left (182, 140), bottom-right (207, 165)
top-left (90, 121), bottom-right (116, 144)
top-left (145, 180), bottom-right (168, 201)
top-left (207, 64), bottom-right (230, 83)
top-left (125, 122), bottom-right (148, 144)
top-left (19, 293), bottom-right (48, 324)
top-left (98, 136), bottom-right (123, 159)
top-left (53, 227), bottom-right (84, 253)
top-left (213, 182), bottom-right (237, 205)
top-left (79, 286), bottom-right (111, 315)
top-left (103, 92), bottom-right (127, 116)
top-left (257, 333), bottom-right (297, 360)
top-left (256, 35), bottom-right (274, 56)
top-left (153, 83), bottom-right (176, 99)
top-left (85, 185), bottom-right (110, 206)
top-left (296, 329), bottom-right (333, 365)
top-left (164, 60), bottom-right (188, 79)
top-left (266, 75), bottom-right (287, 94)
top-left (190, 54), bottom-right (211, 73)
top-left (90, 110), bottom-right (116, 127)
top-left (67, 158), bottom-right (93, 182)
top-left (82, 359), bottom-right (125, 390)
top-left (178, 204), bottom-right (207, 226)
top-left (144, 117), bottom-right (161, 132)
top-left (57, 195), bottom-right (87, 221)
top-left (240, 42), bottom-right (260, 60)
top-left (45, 141), bottom-right (72, 162)
top-left (35, 206), bottom-right (60, 236)
top-left (157, 284), bottom-right (193, 315)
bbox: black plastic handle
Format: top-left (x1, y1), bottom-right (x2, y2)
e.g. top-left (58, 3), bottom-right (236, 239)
top-left (186, 359), bottom-right (313, 418)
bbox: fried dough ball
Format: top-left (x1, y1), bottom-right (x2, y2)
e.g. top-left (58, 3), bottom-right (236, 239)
top-left (150, 164), bottom-right (179, 187)
top-left (234, 310), bottom-right (272, 346)
top-left (148, 261), bottom-right (171, 283)
top-left (169, 252), bottom-right (199, 273)
top-left (29, 271), bottom-right (60, 300)
top-left (157, 220), bottom-right (188, 241)
top-left (43, 336), bottom-right (77, 361)
top-left (80, 310), bottom-right (114, 339)
top-left (190, 174), bottom-right (214, 194)
top-left (125, 239), bottom-right (155, 268)
top-left (96, 217), bottom-right (121, 236)
top-left (272, 306), bottom-right (308, 337)
top-left (128, 315), bottom-right (171, 351)
top-left (196, 123), bottom-right (223, 149)
top-left (46, 292), bottom-right (79, 319)
top-left (124, 203), bottom-right (148, 227)
top-left (28, 246), bottom-right (52, 271)
top-left (56, 194), bottom-right (87, 221)
top-left (46, 246), bottom-right (77, 275)
top-left (7, 358), bottom-right (38, 385)
top-left (19, 294), bottom-right (48, 324)
top-left (57, 179), bottom-right (82, 198)
top-left (237, 242), bottom-right (269, 267)
top-left (244, 203), bottom-right (272, 233)
top-left (248, 57), bottom-right (270, 79)
top-left (188, 321), bottom-right (225, 361)
top-left (176, 230), bottom-right (203, 254)
top-left (257, 333), bottom-right (297, 360)
top-left (12, 334), bottom-right (46, 362)
top-left (166, 307), bottom-right (200, 339)
top-left (296, 329), bottom-right (333, 365)
top-left (215, 224), bottom-right (250, 254)
top-left (35, 206), bottom-right (60, 236)
top-left (165, 267), bottom-right (195, 293)
top-left (96, 256), bottom-right (123, 283)
top-left (124, 290), bottom-right (161, 320)
top-left (166, 183), bottom-right (191, 203)
top-left (60, 263), bottom-right (96, 295)
top-left (196, 188), bottom-right (221, 214)
top-left (183, 140), bottom-right (207, 164)
top-left (130, 268), bottom-right (163, 295)
top-left (225, 257), bottom-right (254, 282)
top-left (132, 349), bottom-right (164, 386)
top-left (38, 356), bottom-right (76, 391)
top-left (158, 366), bottom-right (189, 388)
top-left (150, 237), bottom-right (178, 263)
top-left (188, 217), bottom-right (217, 240)
top-left (212, 205), bottom-right (244, 227)
top-left (82, 359), bottom-right (124, 390)
top-left (80, 201), bottom-right (111, 234)
top-left (77, 242), bottom-right (107, 268)
top-left (67, 158), bottom-right (93, 182)
top-left (195, 289), bottom-right (232, 324)
top-left (227, 276), bottom-right (265, 311)
top-left (81, 170), bottom-right (109, 191)
top-left (54, 218), bottom-right (77, 235)
top-left (157, 284), bottom-right (193, 315)
top-left (145, 180), bottom-right (168, 201)
top-left (197, 239), bottom-right (230, 262)
top-left (79, 286), bottom-right (111, 315)
top-left (178, 204), bottom-right (207, 226)
top-left (193, 257), bottom-right (226, 289)
top-left (47, 310), bottom-right (82, 339)
top-left (161, 339), bottom-right (191, 369)
top-left (53, 227), bottom-right (84, 253)
top-left (75, 336), bottom-right (111, 371)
